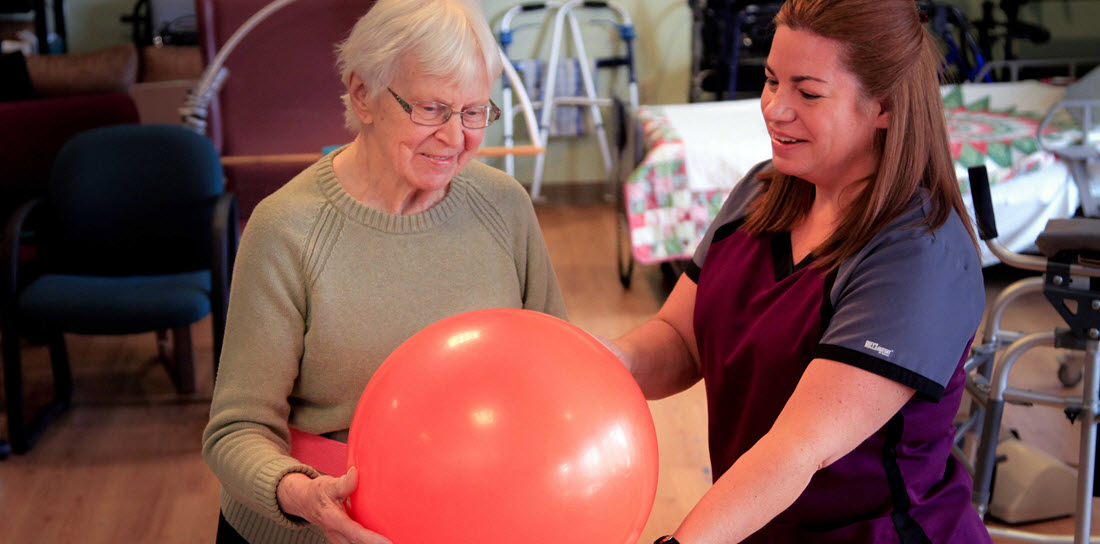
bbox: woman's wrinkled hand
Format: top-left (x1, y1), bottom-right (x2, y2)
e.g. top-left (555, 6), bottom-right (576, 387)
top-left (276, 467), bottom-right (392, 544)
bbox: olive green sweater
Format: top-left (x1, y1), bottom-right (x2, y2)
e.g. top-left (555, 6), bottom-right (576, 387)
top-left (202, 151), bottom-right (567, 543)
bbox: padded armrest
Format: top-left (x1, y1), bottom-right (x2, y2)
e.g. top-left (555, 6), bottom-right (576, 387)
top-left (1036, 218), bottom-right (1100, 258)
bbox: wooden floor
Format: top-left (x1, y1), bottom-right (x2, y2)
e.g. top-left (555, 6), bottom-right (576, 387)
top-left (0, 202), bottom-right (1095, 543)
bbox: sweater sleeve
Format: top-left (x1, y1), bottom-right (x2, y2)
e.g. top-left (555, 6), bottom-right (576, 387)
top-left (517, 194), bottom-right (568, 320)
top-left (461, 160), bottom-right (568, 320)
top-left (202, 196), bottom-right (320, 529)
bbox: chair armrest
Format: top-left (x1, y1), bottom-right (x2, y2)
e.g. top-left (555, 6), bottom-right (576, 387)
top-left (210, 191), bottom-right (239, 368)
top-left (2, 198), bottom-right (41, 308)
top-left (212, 191), bottom-right (240, 285)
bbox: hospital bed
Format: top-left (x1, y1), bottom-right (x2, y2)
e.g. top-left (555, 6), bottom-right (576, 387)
top-left (616, 79), bottom-right (1097, 286)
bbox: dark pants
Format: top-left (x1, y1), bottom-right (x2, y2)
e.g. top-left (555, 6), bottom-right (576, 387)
top-left (217, 512), bottom-right (249, 544)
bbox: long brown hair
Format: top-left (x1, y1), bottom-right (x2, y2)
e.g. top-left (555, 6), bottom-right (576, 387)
top-left (743, 0), bottom-right (978, 269)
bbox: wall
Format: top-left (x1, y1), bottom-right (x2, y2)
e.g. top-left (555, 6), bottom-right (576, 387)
top-left (65, 0), bottom-right (195, 52)
top-left (477, 0), bottom-right (693, 186)
top-left (951, 0), bottom-right (1100, 60)
top-left (51, 0), bottom-right (1100, 187)
top-left (65, 0), bottom-right (134, 52)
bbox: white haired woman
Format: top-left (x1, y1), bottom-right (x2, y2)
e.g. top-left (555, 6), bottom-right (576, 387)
top-left (202, 1), bottom-right (567, 542)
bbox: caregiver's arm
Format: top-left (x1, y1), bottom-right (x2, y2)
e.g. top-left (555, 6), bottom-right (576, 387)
top-left (612, 275), bottom-right (703, 400)
top-left (671, 358), bottom-right (915, 543)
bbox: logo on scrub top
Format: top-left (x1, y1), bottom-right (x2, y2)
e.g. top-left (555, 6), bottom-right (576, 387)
top-left (864, 340), bottom-right (894, 358)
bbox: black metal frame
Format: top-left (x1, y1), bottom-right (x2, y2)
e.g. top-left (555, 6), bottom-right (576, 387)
top-left (688, 1), bottom-right (782, 102)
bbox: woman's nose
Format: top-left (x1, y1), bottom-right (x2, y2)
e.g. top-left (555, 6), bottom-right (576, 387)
top-left (435, 114), bottom-right (464, 145)
top-left (762, 92), bottom-right (795, 123)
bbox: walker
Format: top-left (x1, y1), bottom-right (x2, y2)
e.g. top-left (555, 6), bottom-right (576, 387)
top-left (960, 163), bottom-right (1100, 544)
top-left (497, 0), bottom-right (639, 200)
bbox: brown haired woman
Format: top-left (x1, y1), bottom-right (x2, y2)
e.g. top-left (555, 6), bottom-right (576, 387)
top-left (608, 0), bottom-right (991, 542)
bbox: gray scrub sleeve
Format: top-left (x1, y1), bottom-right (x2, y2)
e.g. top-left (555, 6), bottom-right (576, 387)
top-left (815, 209), bottom-right (985, 400)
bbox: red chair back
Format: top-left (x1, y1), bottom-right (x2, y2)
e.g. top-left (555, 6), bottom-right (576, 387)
top-left (195, 0), bottom-right (375, 219)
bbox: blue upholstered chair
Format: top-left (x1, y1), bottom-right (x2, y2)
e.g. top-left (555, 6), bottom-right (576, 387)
top-left (1, 124), bottom-right (238, 455)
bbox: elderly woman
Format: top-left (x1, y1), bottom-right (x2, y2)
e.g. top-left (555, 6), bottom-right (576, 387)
top-left (202, 1), bottom-right (567, 543)
top-left (611, 1), bottom-right (991, 543)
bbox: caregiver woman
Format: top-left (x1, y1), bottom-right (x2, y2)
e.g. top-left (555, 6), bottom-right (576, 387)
top-left (611, 1), bottom-right (991, 542)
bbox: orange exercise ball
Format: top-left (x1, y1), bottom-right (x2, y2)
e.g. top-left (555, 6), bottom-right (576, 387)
top-left (346, 308), bottom-right (658, 544)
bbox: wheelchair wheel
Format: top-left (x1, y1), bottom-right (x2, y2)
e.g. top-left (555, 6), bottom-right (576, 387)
top-left (610, 96), bottom-right (634, 289)
top-left (616, 201), bottom-right (634, 288)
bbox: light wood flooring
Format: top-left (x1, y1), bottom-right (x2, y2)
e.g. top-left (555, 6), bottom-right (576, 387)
top-left (0, 202), bottom-right (1095, 543)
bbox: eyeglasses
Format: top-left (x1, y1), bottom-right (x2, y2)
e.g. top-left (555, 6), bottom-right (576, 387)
top-left (387, 87), bottom-right (501, 129)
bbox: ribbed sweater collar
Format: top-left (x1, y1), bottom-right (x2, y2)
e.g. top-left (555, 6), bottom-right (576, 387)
top-left (314, 150), bottom-right (465, 234)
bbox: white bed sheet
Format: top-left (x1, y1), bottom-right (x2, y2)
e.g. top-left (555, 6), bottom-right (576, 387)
top-left (659, 100), bottom-right (772, 192)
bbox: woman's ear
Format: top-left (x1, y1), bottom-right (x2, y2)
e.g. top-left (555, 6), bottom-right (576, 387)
top-left (875, 100), bottom-right (890, 129)
top-left (348, 73), bottom-right (374, 126)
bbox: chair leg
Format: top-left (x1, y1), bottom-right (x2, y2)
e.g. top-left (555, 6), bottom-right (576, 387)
top-left (2, 323), bottom-right (31, 454)
top-left (155, 329), bottom-right (170, 362)
top-left (2, 327), bottom-right (72, 456)
top-left (165, 326), bottom-right (196, 395)
top-left (48, 332), bottom-right (72, 411)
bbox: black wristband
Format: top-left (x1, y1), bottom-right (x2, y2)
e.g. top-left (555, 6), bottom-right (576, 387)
top-left (654, 537), bottom-right (680, 544)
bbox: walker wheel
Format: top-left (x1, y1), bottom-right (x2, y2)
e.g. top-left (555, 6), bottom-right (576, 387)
top-left (1058, 361), bottom-right (1083, 388)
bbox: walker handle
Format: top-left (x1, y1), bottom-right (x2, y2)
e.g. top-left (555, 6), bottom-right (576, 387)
top-left (520, 2), bottom-right (551, 11)
top-left (968, 166), bottom-right (998, 241)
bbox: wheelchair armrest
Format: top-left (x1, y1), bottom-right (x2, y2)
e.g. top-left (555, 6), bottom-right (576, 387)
top-left (1035, 218), bottom-right (1100, 258)
top-left (969, 165), bottom-right (1100, 277)
top-left (2, 197), bottom-right (41, 307)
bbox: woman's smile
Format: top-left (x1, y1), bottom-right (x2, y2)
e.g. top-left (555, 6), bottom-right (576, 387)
top-left (769, 132), bottom-right (807, 146)
top-left (421, 151), bottom-right (458, 164)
